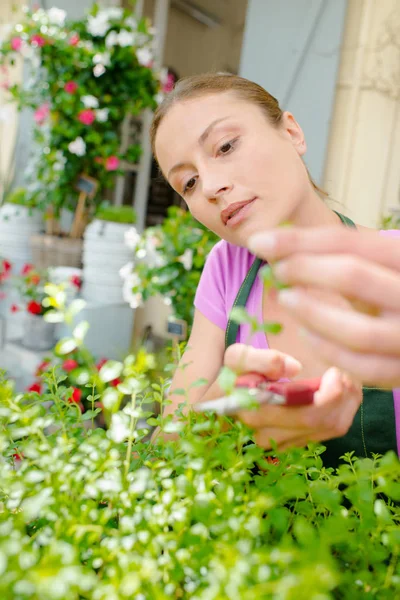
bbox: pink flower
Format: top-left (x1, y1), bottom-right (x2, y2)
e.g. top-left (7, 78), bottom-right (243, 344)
top-left (70, 275), bottom-right (82, 289)
top-left (69, 33), bottom-right (80, 46)
top-left (105, 156), bottom-right (120, 171)
top-left (21, 263), bottom-right (34, 275)
top-left (27, 382), bottom-right (42, 394)
top-left (34, 103), bottom-right (50, 125)
top-left (162, 73), bottom-right (176, 94)
top-left (62, 359), bottom-right (79, 373)
top-left (64, 81), bottom-right (78, 94)
top-left (35, 360), bottom-right (51, 377)
top-left (10, 304), bottom-right (20, 313)
top-left (0, 291), bottom-right (6, 300)
top-left (31, 34), bottom-right (46, 47)
top-left (11, 37), bottom-right (22, 51)
top-left (78, 109), bottom-right (96, 126)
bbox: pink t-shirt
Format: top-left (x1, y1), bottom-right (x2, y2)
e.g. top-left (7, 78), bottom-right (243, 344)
top-left (194, 229), bottom-right (400, 453)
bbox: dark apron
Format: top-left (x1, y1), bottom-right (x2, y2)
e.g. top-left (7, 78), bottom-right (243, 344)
top-left (225, 212), bottom-right (397, 469)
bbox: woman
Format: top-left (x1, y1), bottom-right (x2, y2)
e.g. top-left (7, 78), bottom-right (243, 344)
top-left (152, 73), bottom-right (400, 466)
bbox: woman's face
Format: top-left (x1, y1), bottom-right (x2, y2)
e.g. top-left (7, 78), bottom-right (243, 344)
top-left (155, 92), bottom-right (311, 247)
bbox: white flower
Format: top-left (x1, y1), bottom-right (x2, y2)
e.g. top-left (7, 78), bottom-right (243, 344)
top-left (81, 95), bottom-right (99, 109)
top-left (87, 14), bottom-right (110, 37)
top-left (96, 108), bottom-right (109, 123)
top-left (108, 413), bottom-right (130, 443)
top-left (68, 137), bottom-right (86, 157)
top-left (93, 52), bottom-right (111, 66)
top-left (122, 277), bottom-right (142, 308)
top-left (124, 227), bottom-right (141, 251)
top-left (154, 92), bottom-right (164, 105)
top-left (119, 262), bottom-right (134, 280)
top-left (118, 29), bottom-right (135, 47)
top-left (101, 8), bottom-right (123, 20)
top-left (125, 17), bottom-right (138, 30)
top-left (93, 64), bottom-right (106, 78)
top-left (0, 105), bottom-right (12, 122)
top-left (105, 31), bottom-right (119, 48)
top-left (136, 47), bottom-right (153, 67)
top-left (46, 8), bottom-right (67, 27)
top-left (177, 249), bottom-right (193, 271)
top-left (53, 162), bottom-right (64, 172)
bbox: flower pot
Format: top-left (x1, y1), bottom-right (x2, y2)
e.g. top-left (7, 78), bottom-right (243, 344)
top-left (0, 204), bottom-right (42, 271)
top-left (82, 220), bottom-right (133, 305)
top-left (30, 234), bottom-right (83, 269)
top-left (22, 313), bottom-right (56, 350)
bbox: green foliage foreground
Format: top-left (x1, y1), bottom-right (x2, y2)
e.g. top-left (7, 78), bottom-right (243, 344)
top-left (1, 374), bottom-right (400, 600)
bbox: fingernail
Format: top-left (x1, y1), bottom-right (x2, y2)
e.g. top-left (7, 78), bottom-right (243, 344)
top-left (284, 355), bottom-right (302, 373)
top-left (277, 289), bottom-right (299, 308)
top-left (248, 232), bottom-right (276, 254)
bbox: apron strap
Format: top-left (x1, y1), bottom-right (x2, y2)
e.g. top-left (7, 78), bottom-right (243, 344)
top-left (225, 257), bottom-right (263, 349)
top-left (333, 210), bottom-right (357, 229)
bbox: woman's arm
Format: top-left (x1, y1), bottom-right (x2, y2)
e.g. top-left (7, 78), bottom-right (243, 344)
top-left (248, 227), bottom-right (400, 388)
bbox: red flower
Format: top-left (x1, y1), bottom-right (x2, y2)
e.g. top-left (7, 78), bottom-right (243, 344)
top-left (69, 387), bottom-right (82, 403)
top-left (96, 358), bottom-right (108, 371)
top-left (62, 359), bottom-right (79, 373)
top-left (69, 33), bottom-right (80, 46)
top-left (31, 34), bottom-right (46, 47)
top-left (10, 304), bottom-right (20, 313)
top-left (28, 381), bottom-right (42, 394)
top-left (11, 37), bottom-right (22, 51)
top-left (13, 449), bottom-right (24, 461)
top-left (27, 301), bottom-right (42, 315)
top-left (78, 109), bottom-right (95, 126)
top-left (21, 263), bottom-right (34, 275)
top-left (35, 360), bottom-right (51, 377)
top-left (2, 260), bottom-right (11, 273)
top-left (64, 81), bottom-right (78, 94)
top-left (111, 378), bottom-right (122, 387)
top-left (70, 275), bottom-right (82, 289)
top-left (34, 104), bottom-right (50, 125)
top-left (105, 156), bottom-right (120, 171)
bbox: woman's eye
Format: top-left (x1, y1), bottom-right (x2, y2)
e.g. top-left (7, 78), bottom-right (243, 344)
top-left (218, 138), bottom-right (238, 156)
top-left (183, 177), bottom-right (196, 194)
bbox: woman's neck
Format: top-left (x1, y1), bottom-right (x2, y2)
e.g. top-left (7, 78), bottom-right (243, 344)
top-left (289, 189), bottom-right (343, 228)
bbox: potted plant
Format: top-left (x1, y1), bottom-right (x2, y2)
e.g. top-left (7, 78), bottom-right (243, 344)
top-left (0, 188), bottom-right (42, 270)
top-left (120, 206), bottom-right (219, 327)
top-left (0, 4), bottom-right (166, 267)
top-left (82, 205), bottom-right (137, 305)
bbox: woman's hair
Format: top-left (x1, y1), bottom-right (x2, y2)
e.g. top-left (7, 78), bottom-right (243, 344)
top-left (151, 72), bottom-right (327, 196)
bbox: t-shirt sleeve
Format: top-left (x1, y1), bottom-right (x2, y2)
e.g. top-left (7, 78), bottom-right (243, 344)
top-left (194, 241), bottom-right (227, 331)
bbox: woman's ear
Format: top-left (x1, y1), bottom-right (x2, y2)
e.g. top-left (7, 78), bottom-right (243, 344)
top-left (281, 111), bottom-right (307, 156)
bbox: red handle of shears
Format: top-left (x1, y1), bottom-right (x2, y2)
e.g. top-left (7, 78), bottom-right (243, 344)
top-left (235, 372), bottom-right (321, 406)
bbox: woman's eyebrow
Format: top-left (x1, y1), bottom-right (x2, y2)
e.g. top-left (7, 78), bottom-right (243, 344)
top-left (167, 117), bottom-right (232, 180)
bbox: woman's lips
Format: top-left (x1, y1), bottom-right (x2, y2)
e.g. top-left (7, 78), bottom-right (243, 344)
top-left (223, 198), bottom-right (257, 228)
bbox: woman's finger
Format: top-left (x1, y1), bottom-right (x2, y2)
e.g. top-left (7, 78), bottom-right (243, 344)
top-left (272, 254), bottom-right (400, 313)
top-left (277, 287), bottom-right (400, 356)
top-left (224, 343), bottom-right (302, 379)
top-left (248, 227), bottom-right (400, 271)
top-left (299, 329), bottom-right (400, 389)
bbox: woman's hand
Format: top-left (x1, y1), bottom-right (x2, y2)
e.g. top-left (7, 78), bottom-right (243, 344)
top-left (249, 227), bottom-right (400, 388)
top-left (224, 344), bottom-right (362, 451)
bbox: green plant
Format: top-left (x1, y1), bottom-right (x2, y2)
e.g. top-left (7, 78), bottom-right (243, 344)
top-left (0, 4), bottom-right (167, 231)
top-left (95, 204), bottom-right (136, 224)
top-left (3, 187), bottom-right (37, 208)
top-left (121, 206), bottom-right (219, 324)
top-left (381, 213), bottom-right (400, 230)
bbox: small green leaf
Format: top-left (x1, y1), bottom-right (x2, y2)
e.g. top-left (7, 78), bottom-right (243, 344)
top-left (260, 322), bottom-right (282, 335)
top-left (190, 378), bottom-right (208, 388)
top-left (229, 307), bottom-right (253, 325)
top-left (218, 366), bottom-right (237, 393)
top-left (81, 408), bottom-right (102, 421)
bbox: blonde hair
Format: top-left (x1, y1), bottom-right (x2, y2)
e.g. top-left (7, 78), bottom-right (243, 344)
top-left (151, 73), bottom-right (327, 197)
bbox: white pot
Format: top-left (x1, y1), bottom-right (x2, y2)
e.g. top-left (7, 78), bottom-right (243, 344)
top-left (0, 204), bottom-right (42, 270)
top-left (22, 313), bottom-right (56, 351)
top-left (82, 219), bottom-right (134, 305)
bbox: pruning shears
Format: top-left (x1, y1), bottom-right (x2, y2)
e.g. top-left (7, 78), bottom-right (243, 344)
top-left (195, 372), bottom-right (322, 416)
